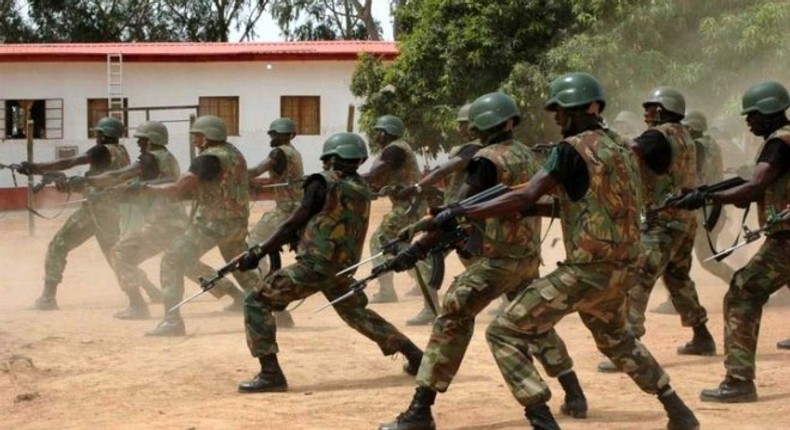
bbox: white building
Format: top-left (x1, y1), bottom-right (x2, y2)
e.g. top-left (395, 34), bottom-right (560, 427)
top-left (0, 41), bottom-right (398, 209)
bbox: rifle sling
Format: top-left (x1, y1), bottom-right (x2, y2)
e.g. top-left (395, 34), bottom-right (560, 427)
top-left (704, 203), bottom-right (750, 262)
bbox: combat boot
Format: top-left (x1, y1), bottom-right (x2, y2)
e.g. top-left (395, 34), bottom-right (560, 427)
top-left (379, 387), bottom-right (436, 430)
top-left (658, 389), bottom-right (700, 430)
top-left (700, 376), bottom-right (758, 403)
top-left (406, 307), bottom-right (436, 326)
top-left (399, 340), bottom-right (424, 376)
top-left (370, 273), bottom-right (398, 303)
top-left (676, 324), bottom-right (716, 356)
top-left (558, 371), bottom-right (588, 418)
top-left (776, 338), bottom-right (790, 350)
top-left (115, 289), bottom-right (151, 320)
top-left (524, 403), bottom-right (561, 430)
top-left (145, 313), bottom-right (186, 337)
top-left (596, 359), bottom-right (619, 373)
top-left (31, 282), bottom-right (59, 311)
top-left (274, 310), bottom-right (295, 328)
top-left (238, 354), bottom-right (288, 393)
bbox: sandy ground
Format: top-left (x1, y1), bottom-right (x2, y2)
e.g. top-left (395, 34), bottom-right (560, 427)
top-left (1, 200), bottom-right (789, 430)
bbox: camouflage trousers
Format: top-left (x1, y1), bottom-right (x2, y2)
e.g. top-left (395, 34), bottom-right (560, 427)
top-left (488, 262), bottom-right (670, 406)
top-left (111, 220), bottom-right (239, 299)
top-left (160, 218), bottom-right (263, 312)
top-left (248, 203), bottom-right (297, 273)
top-left (45, 203), bottom-right (120, 286)
top-left (415, 256), bottom-right (565, 392)
top-left (693, 211), bottom-right (735, 285)
top-left (724, 234), bottom-right (790, 380)
top-left (244, 261), bottom-right (410, 357)
top-left (628, 221), bottom-right (708, 338)
top-left (370, 202), bottom-right (432, 292)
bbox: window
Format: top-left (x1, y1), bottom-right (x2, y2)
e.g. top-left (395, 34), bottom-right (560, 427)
top-left (198, 96), bottom-right (239, 136)
top-left (1, 99), bottom-right (63, 139)
top-left (87, 98), bottom-right (128, 138)
top-left (280, 96), bottom-right (320, 135)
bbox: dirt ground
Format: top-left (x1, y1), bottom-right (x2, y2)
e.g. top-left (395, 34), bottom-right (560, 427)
top-left (1, 200), bottom-right (789, 430)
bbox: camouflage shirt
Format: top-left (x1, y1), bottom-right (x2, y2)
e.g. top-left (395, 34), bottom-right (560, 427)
top-left (382, 139), bottom-right (422, 209)
top-left (297, 170), bottom-right (372, 275)
top-left (194, 142), bottom-right (250, 222)
top-left (142, 145), bottom-right (189, 227)
top-left (474, 139), bottom-right (541, 259)
top-left (557, 130), bottom-right (641, 264)
top-left (86, 143), bottom-right (130, 197)
top-left (756, 125), bottom-right (790, 233)
top-left (641, 122), bottom-right (697, 224)
top-left (444, 140), bottom-right (482, 203)
top-left (270, 143), bottom-right (304, 207)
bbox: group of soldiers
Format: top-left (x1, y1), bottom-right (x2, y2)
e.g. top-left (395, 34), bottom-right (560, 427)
top-left (8, 71), bottom-right (790, 430)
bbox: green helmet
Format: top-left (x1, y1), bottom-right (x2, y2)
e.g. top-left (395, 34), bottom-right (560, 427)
top-left (456, 103), bottom-right (472, 122)
top-left (373, 115), bottom-right (405, 137)
top-left (643, 86), bottom-right (686, 117)
top-left (545, 72), bottom-right (606, 111)
top-left (268, 117), bottom-right (296, 134)
top-left (190, 115), bottom-right (227, 141)
top-left (321, 132), bottom-right (368, 161)
top-left (133, 121), bottom-right (169, 146)
top-left (469, 92), bottom-right (521, 131)
top-left (740, 81), bottom-right (790, 115)
top-left (93, 116), bottom-right (124, 139)
top-left (682, 110), bottom-right (708, 133)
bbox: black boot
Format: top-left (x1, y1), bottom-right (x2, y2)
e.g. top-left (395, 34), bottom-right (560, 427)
top-left (238, 354), bottom-right (288, 393)
top-left (399, 340), bottom-right (424, 376)
top-left (558, 371), bottom-right (587, 418)
top-left (700, 376), bottom-right (758, 403)
top-left (677, 324), bottom-right (716, 356)
top-left (31, 281), bottom-right (59, 311)
top-left (777, 338), bottom-right (790, 350)
top-left (145, 306), bottom-right (186, 337)
top-left (658, 388), bottom-right (700, 430)
top-left (379, 387), bottom-right (436, 430)
top-left (115, 289), bottom-right (151, 320)
top-left (524, 403), bottom-right (561, 430)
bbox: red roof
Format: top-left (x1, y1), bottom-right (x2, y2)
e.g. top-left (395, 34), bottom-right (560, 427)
top-left (0, 41), bottom-right (398, 62)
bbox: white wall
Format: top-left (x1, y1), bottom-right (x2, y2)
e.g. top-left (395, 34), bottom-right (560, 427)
top-left (0, 59), bottom-right (418, 186)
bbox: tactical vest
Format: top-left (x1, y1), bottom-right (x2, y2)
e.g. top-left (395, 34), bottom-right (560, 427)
top-left (558, 130), bottom-right (641, 264)
top-left (383, 140), bottom-right (422, 208)
top-left (297, 171), bottom-right (372, 275)
top-left (641, 122), bottom-right (697, 224)
top-left (443, 140), bottom-right (482, 204)
top-left (85, 143), bottom-right (130, 195)
top-left (194, 142), bottom-right (250, 222)
top-left (756, 125), bottom-right (790, 233)
top-left (269, 143), bottom-right (304, 206)
top-left (143, 146), bottom-right (189, 226)
top-left (474, 139), bottom-right (541, 259)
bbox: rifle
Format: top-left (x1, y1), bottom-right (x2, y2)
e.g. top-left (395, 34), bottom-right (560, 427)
top-left (647, 176), bottom-right (747, 216)
top-left (167, 248), bottom-right (282, 314)
top-left (704, 208), bottom-right (790, 262)
top-left (0, 163), bottom-right (21, 170)
top-left (32, 171), bottom-right (68, 193)
top-left (315, 226), bottom-right (466, 313)
top-left (254, 176), bottom-right (307, 190)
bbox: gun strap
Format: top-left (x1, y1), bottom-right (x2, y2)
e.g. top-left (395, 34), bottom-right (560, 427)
top-left (704, 203), bottom-right (750, 262)
top-left (25, 188), bottom-right (75, 220)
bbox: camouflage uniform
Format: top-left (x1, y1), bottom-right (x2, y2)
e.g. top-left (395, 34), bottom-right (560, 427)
top-left (369, 140), bottom-right (433, 295)
top-left (244, 171), bottom-right (412, 356)
top-left (44, 143), bottom-right (130, 287)
top-left (627, 122), bottom-right (708, 338)
top-left (159, 142), bottom-right (263, 317)
top-left (722, 126), bottom-right (790, 380)
top-left (111, 145), bottom-right (238, 307)
top-left (415, 138), bottom-right (566, 392)
top-left (487, 129), bottom-right (671, 406)
top-left (692, 133), bottom-right (735, 284)
top-left (248, 143), bottom-right (304, 273)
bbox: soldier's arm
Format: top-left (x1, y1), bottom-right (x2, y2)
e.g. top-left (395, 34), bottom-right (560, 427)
top-left (465, 169), bottom-right (557, 221)
top-left (145, 153), bottom-right (217, 197)
top-left (710, 139), bottom-right (789, 204)
top-left (86, 161), bottom-right (145, 187)
top-left (362, 145), bottom-right (405, 188)
top-left (31, 152), bottom-right (92, 172)
top-left (418, 156), bottom-right (467, 188)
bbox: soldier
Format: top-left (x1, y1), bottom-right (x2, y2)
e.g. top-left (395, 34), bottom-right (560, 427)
top-left (136, 115), bottom-right (265, 336)
top-left (17, 117), bottom-right (131, 310)
top-left (361, 115), bottom-right (433, 318)
top-left (379, 92), bottom-right (588, 430)
top-left (599, 87), bottom-right (715, 372)
top-left (234, 132), bottom-right (423, 392)
top-left (430, 73), bottom-right (698, 430)
top-left (611, 110), bottom-right (644, 140)
top-left (86, 121), bottom-right (243, 319)
top-left (674, 80), bottom-right (790, 402)
top-left (394, 103), bottom-right (483, 325)
top-left (244, 117), bottom-right (305, 327)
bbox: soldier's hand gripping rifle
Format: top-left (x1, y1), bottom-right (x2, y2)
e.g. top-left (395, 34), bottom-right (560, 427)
top-left (704, 207), bottom-right (790, 262)
top-left (647, 176), bottom-right (747, 218)
top-left (167, 246), bottom-right (282, 314)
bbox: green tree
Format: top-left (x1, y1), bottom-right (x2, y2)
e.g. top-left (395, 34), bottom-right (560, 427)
top-left (0, 0), bottom-right (36, 42)
top-left (270, 1), bottom-right (382, 41)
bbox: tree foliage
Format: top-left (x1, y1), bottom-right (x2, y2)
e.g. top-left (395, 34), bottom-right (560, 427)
top-left (270, 1), bottom-right (382, 41)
